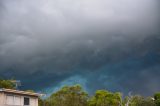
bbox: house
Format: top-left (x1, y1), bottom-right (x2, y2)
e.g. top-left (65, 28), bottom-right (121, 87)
top-left (0, 88), bottom-right (42, 106)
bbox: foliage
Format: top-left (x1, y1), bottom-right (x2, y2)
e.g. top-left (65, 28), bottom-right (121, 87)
top-left (88, 90), bottom-right (122, 106)
top-left (128, 95), bottom-right (155, 106)
top-left (0, 79), bottom-right (15, 89)
top-left (46, 84), bottom-right (88, 106)
top-left (38, 98), bottom-right (44, 106)
top-left (41, 86), bottom-right (159, 106)
top-left (154, 92), bottom-right (160, 106)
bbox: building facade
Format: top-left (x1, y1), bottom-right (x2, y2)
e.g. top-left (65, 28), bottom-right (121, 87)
top-left (0, 88), bottom-right (41, 106)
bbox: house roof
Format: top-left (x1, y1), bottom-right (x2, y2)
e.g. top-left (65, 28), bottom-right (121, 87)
top-left (0, 88), bottom-right (43, 97)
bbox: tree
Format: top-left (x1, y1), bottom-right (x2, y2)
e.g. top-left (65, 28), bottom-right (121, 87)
top-left (142, 97), bottom-right (156, 106)
top-left (46, 85), bottom-right (88, 106)
top-left (128, 95), bottom-right (155, 106)
top-left (154, 92), bottom-right (160, 106)
top-left (88, 90), bottom-right (122, 106)
top-left (122, 96), bottom-right (129, 106)
top-left (0, 79), bottom-right (15, 89)
top-left (38, 98), bottom-right (44, 106)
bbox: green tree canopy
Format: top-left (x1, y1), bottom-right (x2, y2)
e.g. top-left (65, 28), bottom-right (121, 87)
top-left (154, 92), bottom-right (160, 106)
top-left (0, 79), bottom-right (15, 89)
top-left (46, 85), bottom-right (88, 106)
top-left (127, 95), bottom-right (155, 106)
top-left (88, 90), bottom-right (122, 106)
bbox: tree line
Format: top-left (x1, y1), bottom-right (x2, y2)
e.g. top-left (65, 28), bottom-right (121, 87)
top-left (38, 85), bottom-right (160, 106)
top-left (0, 79), bottom-right (160, 106)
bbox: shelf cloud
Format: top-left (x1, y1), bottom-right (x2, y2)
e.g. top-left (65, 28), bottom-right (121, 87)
top-left (0, 0), bottom-right (160, 96)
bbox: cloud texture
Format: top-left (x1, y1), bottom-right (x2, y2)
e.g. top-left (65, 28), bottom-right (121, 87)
top-left (0, 0), bottom-right (160, 96)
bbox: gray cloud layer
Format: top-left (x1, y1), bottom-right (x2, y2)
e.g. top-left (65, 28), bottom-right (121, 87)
top-left (0, 0), bottom-right (160, 96)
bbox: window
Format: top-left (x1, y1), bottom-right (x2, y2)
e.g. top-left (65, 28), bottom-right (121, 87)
top-left (24, 97), bottom-right (30, 105)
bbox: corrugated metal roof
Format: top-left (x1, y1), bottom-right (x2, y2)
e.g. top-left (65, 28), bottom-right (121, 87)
top-left (0, 88), bottom-right (43, 97)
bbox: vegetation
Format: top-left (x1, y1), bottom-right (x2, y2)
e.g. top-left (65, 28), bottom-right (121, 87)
top-left (45, 85), bottom-right (88, 106)
top-left (123, 95), bottom-right (155, 106)
top-left (39, 85), bottom-right (159, 106)
top-left (0, 79), bottom-right (159, 106)
top-left (88, 90), bottom-right (122, 106)
top-left (0, 79), bottom-right (15, 89)
top-left (154, 92), bottom-right (160, 106)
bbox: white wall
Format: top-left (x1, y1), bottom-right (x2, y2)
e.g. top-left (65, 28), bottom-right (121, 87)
top-left (0, 93), bottom-right (38, 106)
top-left (30, 97), bottom-right (38, 106)
top-left (0, 92), bottom-right (5, 105)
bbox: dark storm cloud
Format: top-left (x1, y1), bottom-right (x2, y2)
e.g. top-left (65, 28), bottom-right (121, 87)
top-left (0, 0), bottom-right (160, 95)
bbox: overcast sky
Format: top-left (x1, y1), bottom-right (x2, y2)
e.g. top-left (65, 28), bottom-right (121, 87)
top-left (0, 0), bottom-right (160, 96)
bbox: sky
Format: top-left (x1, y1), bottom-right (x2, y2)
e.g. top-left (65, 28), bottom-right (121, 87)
top-left (0, 0), bottom-right (160, 96)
